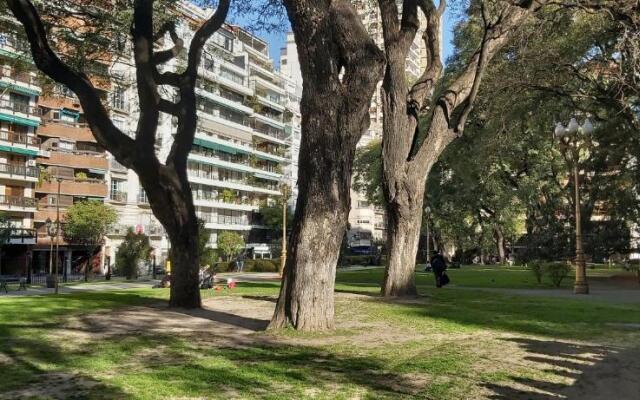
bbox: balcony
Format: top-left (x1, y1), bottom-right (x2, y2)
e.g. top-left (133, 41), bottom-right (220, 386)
top-left (0, 130), bottom-right (40, 156)
top-left (108, 224), bottom-right (164, 237)
top-left (37, 119), bottom-right (96, 142)
top-left (34, 209), bottom-right (65, 222)
top-left (109, 190), bottom-right (128, 203)
top-left (0, 99), bottom-right (41, 127)
top-left (0, 163), bottom-right (39, 183)
top-left (0, 70), bottom-right (41, 96)
top-left (0, 195), bottom-right (37, 212)
top-left (37, 178), bottom-right (108, 197)
top-left (249, 75), bottom-right (285, 95)
top-left (8, 228), bottom-right (37, 245)
top-left (42, 150), bottom-right (108, 171)
top-left (38, 95), bottom-right (81, 111)
top-left (110, 159), bottom-right (128, 173)
top-left (193, 195), bottom-right (259, 212)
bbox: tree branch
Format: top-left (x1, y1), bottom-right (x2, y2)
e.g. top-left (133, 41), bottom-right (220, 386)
top-left (6, 0), bottom-right (137, 167)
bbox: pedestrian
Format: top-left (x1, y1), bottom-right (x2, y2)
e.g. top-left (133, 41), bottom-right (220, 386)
top-left (235, 251), bottom-right (245, 272)
top-left (430, 250), bottom-right (448, 288)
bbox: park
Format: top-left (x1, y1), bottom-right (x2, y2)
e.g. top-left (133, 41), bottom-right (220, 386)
top-left (0, 0), bottom-right (639, 398)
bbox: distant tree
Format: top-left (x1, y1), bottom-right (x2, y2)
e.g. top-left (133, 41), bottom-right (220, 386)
top-left (197, 219), bottom-right (216, 267)
top-left (63, 201), bottom-right (117, 279)
top-left (116, 228), bottom-right (151, 280)
top-left (217, 231), bottom-right (245, 261)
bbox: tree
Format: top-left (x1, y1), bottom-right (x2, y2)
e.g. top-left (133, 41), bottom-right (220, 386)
top-left (63, 201), bottom-right (118, 280)
top-left (116, 228), bottom-right (151, 280)
top-left (268, 0), bottom-right (385, 331)
top-left (197, 219), bottom-right (216, 267)
top-left (6, 0), bottom-right (231, 307)
top-left (376, 0), bottom-right (551, 296)
top-left (217, 231), bottom-right (245, 261)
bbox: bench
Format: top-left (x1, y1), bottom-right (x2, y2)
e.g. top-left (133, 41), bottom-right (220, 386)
top-left (0, 276), bottom-right (27, 293)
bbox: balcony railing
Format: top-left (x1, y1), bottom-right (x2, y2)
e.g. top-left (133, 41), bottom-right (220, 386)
top-left (0, 70), bottom-right (38, 86)
top-left (109, 191), bottom-right (127, 202)
top-left (0, 195), bottom-right (37, 208)
top-left (0, 163), bottom-right (39, 178)
top-left (0, 100), bottom-right (40, 117)
top-left (0, 130), bottom-right (40, 146)
top-left (8, 228), bottom-right (37, 243)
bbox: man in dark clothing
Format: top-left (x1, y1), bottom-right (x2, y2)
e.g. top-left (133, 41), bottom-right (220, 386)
top-left (430, 251), bottom-right (447, 288)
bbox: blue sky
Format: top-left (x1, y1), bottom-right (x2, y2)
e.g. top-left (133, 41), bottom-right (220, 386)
top-left (236, 10), bottom-right (457, 69)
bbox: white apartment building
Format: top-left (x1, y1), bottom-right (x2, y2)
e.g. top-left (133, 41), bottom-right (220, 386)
top-left (103, 1), bottom-right (301, 266)
top-left (279, 1), bottom-right (428, 247)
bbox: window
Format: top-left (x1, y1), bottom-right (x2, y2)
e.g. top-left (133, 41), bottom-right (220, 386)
top-left (58, 140), bottom-right (74, 151)
top-left (111, 86), bottom-right (126, 110)
top-left (48, 196), bottom-right (57, 205)
top-left (202, 54), bottom-right (215, 72)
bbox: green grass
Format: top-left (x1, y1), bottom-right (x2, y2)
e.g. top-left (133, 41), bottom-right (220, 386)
top-left (337, 265), bottom-right (631, 289)
top-left (0, 269), bottom-right (638, 399)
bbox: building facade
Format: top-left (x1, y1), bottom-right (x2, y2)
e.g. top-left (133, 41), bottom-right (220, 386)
top-left (0, 2), bottom-right (300, 277)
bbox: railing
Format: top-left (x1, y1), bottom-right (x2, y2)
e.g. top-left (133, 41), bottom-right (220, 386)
top-left (0, 70), bottom-right (38, 86)
top-left (0, 195), bottom-right (37, 208)
top-left (109, 191), bottom-right (127, 202)
top-left (0, 163), bottom-right (39, 178)
top-left (8, 228), bottom-right (37, 242)
top-left (252, 123), bottom-right (287, 141)
top-left (0, 99), bottom-right (40, 117)
top-left (193, 194), bottom-right (260, 207)
top-left (40, 119), bottom-right (89, 128)
top-left (29, 273), bottom-right (85, 285)
top-left (0, 130), bottom-right (40, 146)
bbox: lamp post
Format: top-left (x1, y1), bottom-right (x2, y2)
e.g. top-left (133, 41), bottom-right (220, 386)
top-left (54, 177), bottom-right (62, 292)
top-left (424, 206), bottom-right (431, 262)
top-left (554, 117), bottom-right (594, 295)
top-left (45, 218), bottom-right (57, 289)
top-left (279, 175), bottom-right (291, 277)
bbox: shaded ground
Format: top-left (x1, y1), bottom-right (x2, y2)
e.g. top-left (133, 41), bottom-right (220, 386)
top-left (1, 291), bottom-right (639, 399)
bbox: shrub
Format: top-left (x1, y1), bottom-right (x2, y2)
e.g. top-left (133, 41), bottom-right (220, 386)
top-left (528, 262), bottom-right (545, 284)
top-left (252, 259), bottom-right (278, 272)
top-left (344, 255), bottom-right (372, 266)
top-left (544, 262), bottom-right (572, 287)
top-left (214, 261), bottom-right (235, 273)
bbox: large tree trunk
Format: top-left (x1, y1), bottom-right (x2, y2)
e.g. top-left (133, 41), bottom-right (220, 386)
top-left (269, 0), bottom-right (384, 331)
top-left (167, 219), bottom-right (200, 308)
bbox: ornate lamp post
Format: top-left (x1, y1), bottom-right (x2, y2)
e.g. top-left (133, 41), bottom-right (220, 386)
top-left (45, 217), bottom-right (57, 290)
top-left (278, 174), bottom-right (291, 277)
top-left (554, 117), bottom-right (594, 295)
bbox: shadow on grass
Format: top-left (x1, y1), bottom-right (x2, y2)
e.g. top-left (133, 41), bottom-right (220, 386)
top-left (483, 338), bottom-right (640, 400)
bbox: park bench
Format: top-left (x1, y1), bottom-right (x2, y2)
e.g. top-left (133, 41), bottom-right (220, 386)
top-left (0, 275), bottom-right (27, 293)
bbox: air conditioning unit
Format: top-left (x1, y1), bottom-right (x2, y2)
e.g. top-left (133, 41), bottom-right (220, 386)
top-left (26, 159), bottom-right (36, 167)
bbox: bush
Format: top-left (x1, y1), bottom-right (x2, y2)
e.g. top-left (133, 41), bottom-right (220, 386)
top-left (214, 261), bottom-right (235, 272)
top-left (343, 255), bottom-right (372, 266)
top-left (252, 259), bottom-right (278, 272)
top-left (544, 262), bottom-right (572, 287)
top-left (528, 262), bottom-right (545, 284)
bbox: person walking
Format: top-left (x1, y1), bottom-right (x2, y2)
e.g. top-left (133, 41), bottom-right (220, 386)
top-left (235, 251), bottom-right (245, 273)
top-left (430, 251), bottom-right (447, 288)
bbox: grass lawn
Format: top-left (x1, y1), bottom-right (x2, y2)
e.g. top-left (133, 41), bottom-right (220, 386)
top-left (337, 264), bottom-right (632, 289)
top-left (0, 269), bottom-right (639, 399)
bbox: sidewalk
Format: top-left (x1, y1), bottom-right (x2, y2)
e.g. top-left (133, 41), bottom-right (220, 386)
top-left (0, 280), bottom-right (158, 297)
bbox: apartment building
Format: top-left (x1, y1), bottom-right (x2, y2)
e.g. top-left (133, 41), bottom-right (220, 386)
top-left (279, 1), bottom-right (428, 245)
top-left (103, 2), bottom-right (300, 265)
top-left (0, 29), bottom-right (41, 275)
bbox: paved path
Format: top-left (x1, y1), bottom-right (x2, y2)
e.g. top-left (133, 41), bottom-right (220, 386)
top-left (0, 281), bottom-right (158, 297)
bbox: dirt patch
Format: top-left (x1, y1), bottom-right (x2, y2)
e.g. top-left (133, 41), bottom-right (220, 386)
top-left (0, 373), bottom-right (111, 400)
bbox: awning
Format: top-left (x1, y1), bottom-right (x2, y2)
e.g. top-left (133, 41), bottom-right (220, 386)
top-left (88, 168), bottom-right (107, 175)
top-left (0, 144), bottom-right (38, 156)
top-left (0, 113), bottom-right (39, 127)
top-left (254, 172), bottom-right (280, 181)
top-left (193, 137), bottom-right (250, 155)
top-left (0, 81), bottom-right (40, 97)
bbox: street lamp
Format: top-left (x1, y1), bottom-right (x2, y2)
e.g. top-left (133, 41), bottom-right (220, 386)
top-left (554, 117), bottom-right (594, 295)
top-left (424, 206), bottom-right (431, 263)
top-left (45, 217), bottom-right (57, 290)
top-left (55, 177), bottom-right (62, 290)
top-left (278, 174), bottom-right (292, 277)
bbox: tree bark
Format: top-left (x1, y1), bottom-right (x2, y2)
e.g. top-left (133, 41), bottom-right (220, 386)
top-left (269, 0), bottom-right (384, 331)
